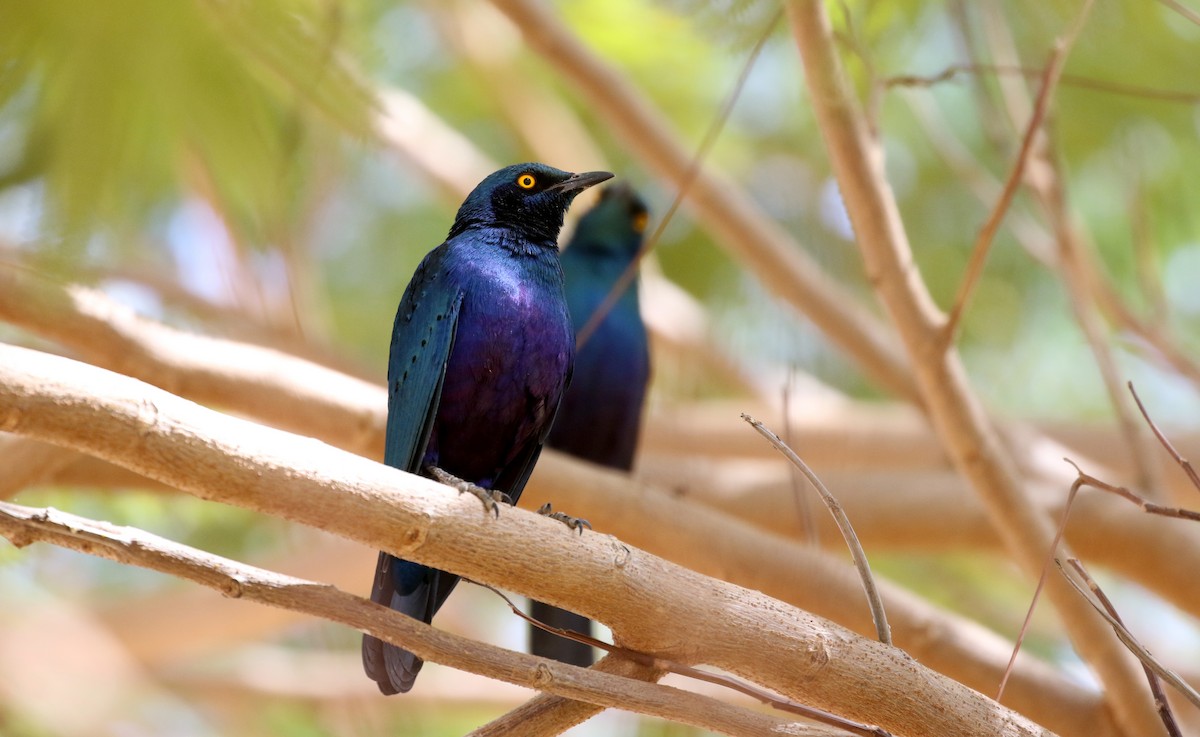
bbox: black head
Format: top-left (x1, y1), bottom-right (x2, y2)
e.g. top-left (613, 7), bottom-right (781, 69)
top-left (449, 163), bottom-right (613, 244)
top-left (566, 183), bottom-right (650, 260)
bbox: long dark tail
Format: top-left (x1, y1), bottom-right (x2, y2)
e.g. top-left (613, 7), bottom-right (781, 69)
top-left (362, 552), bottom-right (459, 694)
top-left (528, 600), bottom-right (595, 667)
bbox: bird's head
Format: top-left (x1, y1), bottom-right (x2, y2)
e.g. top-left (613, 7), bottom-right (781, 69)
top-left (564, 182), bottom-right (649, 262)
top-left (450, 163), bottom-right (613, 244)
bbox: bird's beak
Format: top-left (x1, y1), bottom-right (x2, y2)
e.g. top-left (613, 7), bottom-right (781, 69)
top-left (548, 170), bottom-right (614, 194)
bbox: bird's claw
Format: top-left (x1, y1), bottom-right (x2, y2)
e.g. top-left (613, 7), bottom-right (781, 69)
top-left (537, 503), bottom-right (591, 535)
top-left (427, 466), bottom-right (511, 517)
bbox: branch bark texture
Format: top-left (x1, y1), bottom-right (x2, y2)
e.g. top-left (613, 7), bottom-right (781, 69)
top-left (0, 342), bottom-right (1054, 737)
top-left (0, 502), bottom-right (818, 737)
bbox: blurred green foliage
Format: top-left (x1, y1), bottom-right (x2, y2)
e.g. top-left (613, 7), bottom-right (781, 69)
top-left (2, 1), bottom-right (1200, 735)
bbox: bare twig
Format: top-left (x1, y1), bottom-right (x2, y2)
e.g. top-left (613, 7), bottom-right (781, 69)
top-left (0, 263), bottom-right (386, 460)
top-left (1030, 144), bottom-right (1165, 498)
top-left (574, 8), bottom-right (781, 349)
top-left (485, 585), bottom-right (890, 737)
top-left (1064, 559), bottom-right (1182, 737)
top-left (783, 373), bottom-right (819, 545)
top-left (1003, 456), bottom-right (1200, 704)
top-left (742, 413), bottom-right (891, 646)
top-left (1128, 381), bottom-right (1200, 493)
top-left (1056, 558), bottom-right (1200, 709)
top-left (942, 1), bottom-right (1092, 342)
top-left (1064, 460), bottom-right (1200, 523)
top-left (885, 63), bottom-right (1200, 105)
top-left (998, 466), bottom-right (1086, 699)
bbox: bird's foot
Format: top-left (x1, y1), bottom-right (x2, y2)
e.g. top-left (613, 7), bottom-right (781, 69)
top-left (537, 503), bottom-right (591, 535)
top-left (426, 466), bottom-right (511, 518)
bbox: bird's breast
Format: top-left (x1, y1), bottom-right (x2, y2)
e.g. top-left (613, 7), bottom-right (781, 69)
top-left (427, 253), bottom-right (572, 483)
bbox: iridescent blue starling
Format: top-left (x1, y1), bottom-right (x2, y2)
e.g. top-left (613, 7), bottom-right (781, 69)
top-left (363, 163), bottom-right (612, 694)
top-left (529, 184), bottom-right (652, 667)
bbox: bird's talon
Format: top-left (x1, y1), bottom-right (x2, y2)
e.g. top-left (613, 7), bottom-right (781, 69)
top-left (537, 503), bottom-right (590, 534)
top-left (428, 466), bottom-right (509, 517)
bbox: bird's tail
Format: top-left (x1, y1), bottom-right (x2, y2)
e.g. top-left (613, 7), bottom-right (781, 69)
top-left (528, 600), bottom-right (595, 668)
top-left (362, 551), bottom-right (458, 694)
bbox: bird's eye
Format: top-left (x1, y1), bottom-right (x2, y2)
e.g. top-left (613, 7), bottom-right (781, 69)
top-left (632, 211), bottom-right (649, 233)
top-left (516, 173), bottom-right (537, 190)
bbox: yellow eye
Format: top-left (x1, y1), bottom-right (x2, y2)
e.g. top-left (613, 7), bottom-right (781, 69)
top-left (632, 211), bottom-right (649, 233)
top-left (516, 173), bottom-right (537, 190)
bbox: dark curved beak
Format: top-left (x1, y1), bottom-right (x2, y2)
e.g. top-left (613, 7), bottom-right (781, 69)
top-left (549, 170), bottom-right (614, 194)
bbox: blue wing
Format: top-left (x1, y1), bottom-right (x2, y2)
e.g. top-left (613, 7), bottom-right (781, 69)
top-left (363, 251), bottom-right (463, 695)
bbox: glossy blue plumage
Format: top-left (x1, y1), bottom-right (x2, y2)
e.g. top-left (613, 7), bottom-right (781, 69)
top-left (363, 163), bottom-right (612, 695)
top-left (529, 184), bottom-right (652, 666)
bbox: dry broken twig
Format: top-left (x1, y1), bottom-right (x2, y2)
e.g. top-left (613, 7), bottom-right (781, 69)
top-left (1056, 558), bottom-right (1200, 710)
top-left (487, 585), bottom-right (890, 737)
top-left (742, 413), bottom-right (892, 646)
top-left (1129, 380), bottom-right (1200, 493)
top-left (941, 0), bottom-right (1092, 343)
top-left (1063, 559), bottom-right (1182, 737)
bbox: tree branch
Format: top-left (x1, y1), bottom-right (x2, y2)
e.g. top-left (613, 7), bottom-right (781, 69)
top-left (0, 501), bottom-right (823, 737)
top-left (785, 1), bottom-right (1162, 732)
top-left (0, 342), bottom-right (1056, 737)
top-left (4, 434), bottom-right (1117, 736)
top-left (0, 264), bottom-right (385, 459)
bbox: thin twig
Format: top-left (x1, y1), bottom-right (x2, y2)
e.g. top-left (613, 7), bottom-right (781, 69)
top-left (885, 63), bottom-right (1200, 104)
top-left (1056, 558), bottom-right (1200, 709)
top-left (481, 584), bottom-right (892, 737)
top-left (997, 463), bottom-right (1084, 700)
top-left (783, 371), bottom-right (819, 545)
top-left (942, 0), bottom-right (1093, 342)
top-left (1065, 459), bottom-right (1200, 523)
top-left (1064, 559), bottom-right (1182, 737)
top-left (1128, 173), bottom-right (1169, 324)
top-left (575, 8), bottom-right (781, 349)
top-left (1128, 381), bottom-right (1200, 493)
top-left (742, 413), bottom-right (891, 646)
top-left (1002, 455), bottom-right (1200, 699)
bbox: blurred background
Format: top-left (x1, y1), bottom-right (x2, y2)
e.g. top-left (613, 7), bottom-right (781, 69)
top-left (2, 0), bottom-right (1200, 734)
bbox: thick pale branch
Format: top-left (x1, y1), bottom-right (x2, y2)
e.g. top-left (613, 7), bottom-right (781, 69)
top-left (3, 433), bottom-right (1116, 736)
top-left (0, 343), bottom-right (1056, 736)
top-left (523, 454), bottom-right (1112, 737)
top-left (636, 460), bottom-right (1200, 622)
top-left (0, 265), bottom-right (385, 459)
top-left (0, 502), bottom-right (818, 737)
top-left (786, 1), bottom-right (1161, 732)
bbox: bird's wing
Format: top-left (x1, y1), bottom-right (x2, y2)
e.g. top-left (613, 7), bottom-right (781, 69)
top-left (363, 255), bottom-right (464, 694)
top-left (384, 262), bottom-right (464, 473)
